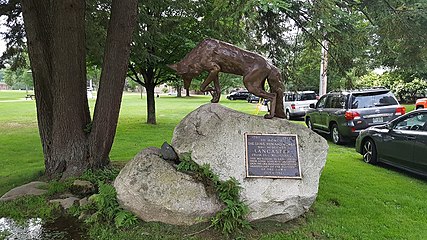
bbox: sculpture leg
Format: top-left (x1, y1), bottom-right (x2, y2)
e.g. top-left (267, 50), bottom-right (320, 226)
top-left (200, 64), bottom-right (221, 103)
top-left (267, 72), bottom-right (285, 118)
top-left (243, 69), bottom-right (276, 119)
top-left (211, 75), bottom-right (221, 103)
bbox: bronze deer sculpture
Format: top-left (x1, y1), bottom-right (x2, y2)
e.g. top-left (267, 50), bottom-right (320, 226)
top-left (168, 38), bottom-right (285, 119)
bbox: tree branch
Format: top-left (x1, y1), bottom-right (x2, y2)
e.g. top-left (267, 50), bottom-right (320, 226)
top-left (129, 63), bottom-right (145, 86)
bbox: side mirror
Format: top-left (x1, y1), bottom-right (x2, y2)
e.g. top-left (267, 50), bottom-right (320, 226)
top-left (386, 123), bottom-right (393, 130)
top-left (309, 103), bottom-right (315, 109)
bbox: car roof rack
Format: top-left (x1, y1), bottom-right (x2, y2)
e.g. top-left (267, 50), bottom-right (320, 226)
top-left (328, 87), bottom-right (389, 94)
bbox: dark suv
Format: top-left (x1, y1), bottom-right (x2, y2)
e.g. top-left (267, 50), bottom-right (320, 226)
top-left (305, 88), bottom-right (405, 144)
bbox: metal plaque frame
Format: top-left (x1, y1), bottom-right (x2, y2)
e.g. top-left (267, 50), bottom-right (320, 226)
top-left (244, 133), bottom-right (302, 179)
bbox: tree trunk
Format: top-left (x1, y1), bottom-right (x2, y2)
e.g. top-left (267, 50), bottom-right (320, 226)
top-left (176, 86), bottom-right (182, 97)
top-left (88, 0), bottom-right (138, 168)
top-left (22, 0), bottom-right (90, 178)
top-left (186, 88), bottom-right (190, 97)
top-left (22, 0), bottom-right (137, 178)
top-left (145, 82), bottom-right (156, 124)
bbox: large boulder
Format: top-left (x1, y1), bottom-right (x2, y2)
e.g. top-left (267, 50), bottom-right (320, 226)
top-left (115, 103), bottom-right (328, 225)
top-left (172, 103), bottom-right (328, 222)
top-left (114, 147), bottom-right (223, 225)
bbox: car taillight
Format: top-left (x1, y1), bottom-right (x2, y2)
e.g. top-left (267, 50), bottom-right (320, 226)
top-left (291, 104), bottom-right (296, 109)
top-left (395, 106), bottom-right (406, 116)
top-left (345, 111), bottom-right (360, 121)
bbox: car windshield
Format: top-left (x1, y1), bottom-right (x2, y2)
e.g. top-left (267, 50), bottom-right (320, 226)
top-left (350, 91), bottom-right (398, 109)
top-left (298, 93), bottom-right (317, 101)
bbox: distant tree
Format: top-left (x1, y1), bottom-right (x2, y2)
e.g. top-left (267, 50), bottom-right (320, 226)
top-left (0, 0), bottom-right (26, 70)
top-left (3, 67), bottom-right (32, 89)
top-left (358, 0), bottom-right (427, 75)
top-left (218, 73), bottom-right (245, 93)
top-left (86, 65), bottom-right (101, 90)
top-left (356, 71), bottom-right (427, 103)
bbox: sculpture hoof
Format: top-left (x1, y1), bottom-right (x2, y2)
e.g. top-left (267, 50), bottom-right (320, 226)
top-left (264, 114), bottom-right (274, 119)
top-left (275, 113), bottom-right (286, 119)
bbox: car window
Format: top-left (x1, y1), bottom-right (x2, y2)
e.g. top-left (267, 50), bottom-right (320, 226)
top-left (285, 93), bottom-right (295, 101)
top-left (324, 95), bottom-right (334, 108)
top-left (394, 113), bottom-right (427, 131)
top-left (316, 95), bottom-right (328, 108)
top-left (330, 95), bottom-right (345, 108)
top-left (350, 91), bottom-right (398, 109)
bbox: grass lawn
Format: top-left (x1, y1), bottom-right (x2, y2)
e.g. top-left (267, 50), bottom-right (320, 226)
top-left (1, 90), bottom-right (426, 239)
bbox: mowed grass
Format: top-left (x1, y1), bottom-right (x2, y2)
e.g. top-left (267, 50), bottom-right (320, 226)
top-left (1, 90), bottom-right (426, 239)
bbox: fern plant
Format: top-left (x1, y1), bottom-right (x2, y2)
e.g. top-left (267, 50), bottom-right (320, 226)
top-left (176, 155), bottom-right (251, 234)
top-left (80, 167), bottom-right (119, 184)
top-left (69, 168), bottom-right (138, 229)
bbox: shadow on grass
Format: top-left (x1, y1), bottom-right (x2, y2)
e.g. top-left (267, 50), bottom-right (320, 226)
top-left (375, 162), bottom-right (427, 182)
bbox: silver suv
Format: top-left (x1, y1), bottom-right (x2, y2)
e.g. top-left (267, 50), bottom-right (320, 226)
top-left (283, 91), bottom-right (318, 120)
top-left (305, 88), bottom-right (405, 144)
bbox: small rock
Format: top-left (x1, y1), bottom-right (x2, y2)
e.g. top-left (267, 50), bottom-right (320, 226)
top-left (79, 197), bottom-right (89, 207)
top-left (78, 211), bottom-right (91, 220)
top-left (59, 193), bottom-right (76, 198)
top-left (50, 197), bottom-right (80, 210)
top-left (160, 142), bottom-right (179, 163)
top-left (70, 180), bottom-right (96, 196)
top-left (0, 181), bottom-right (48, 201)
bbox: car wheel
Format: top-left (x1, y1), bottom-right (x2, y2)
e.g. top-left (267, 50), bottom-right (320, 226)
top-left (330, 123), bottom-right (343, 145)
top-left (286, 110), bottom-right (291, 120)
top-left (416, 105), bottom-right (424, 110)
top-left (362, 139), bottom-right (377, 164)
top-left (306, 118), bottom-right (314, 130)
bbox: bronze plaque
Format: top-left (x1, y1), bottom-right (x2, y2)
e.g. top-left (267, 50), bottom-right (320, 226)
top-left (245, 133), bottom-right (301, 179)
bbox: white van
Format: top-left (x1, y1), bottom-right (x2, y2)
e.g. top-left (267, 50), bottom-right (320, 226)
top-left (283, 91), bottom-right (318, 120)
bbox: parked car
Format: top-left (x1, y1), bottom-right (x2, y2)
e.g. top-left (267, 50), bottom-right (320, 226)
top-left (227, 91), bottom-right (250, 100)
top-left (415, 98), bottom-right (427, 109)
top-left (355, 109), bottom-right (427, 177)
top-left (283, 91), bottom-right (318, 120)
top-left (305, 88), bottom-right (405, 144)
top-left (247, 93), bottom-right (260, 103)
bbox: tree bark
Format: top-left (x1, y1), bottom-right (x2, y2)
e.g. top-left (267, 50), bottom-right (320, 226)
top-left (22, 0), bottom-right (90, 178)
top-left (22, 0), bottom-right (137, 178)
top-left (141, 66), bottom-right (157, 125)
top-left (88, 0), bottom-right (138, 168)
top-left (145, 82), bottom-right (156, 124)
top-left (186, 88), bottom-right (190, 97)
top-left (176, 86), bottom-right (182, 97)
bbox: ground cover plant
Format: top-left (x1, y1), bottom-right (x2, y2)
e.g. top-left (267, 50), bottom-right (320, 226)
top-left (0, 90), bottom-right (426, 239)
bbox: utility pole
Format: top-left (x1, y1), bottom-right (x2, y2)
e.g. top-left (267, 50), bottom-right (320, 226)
top-left (319, 39), bottom-right (329, 96)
